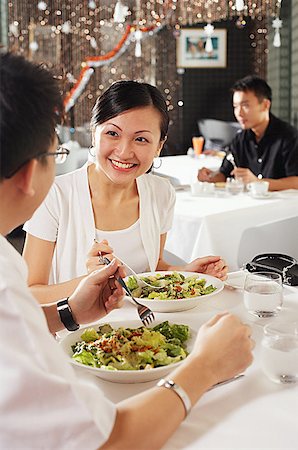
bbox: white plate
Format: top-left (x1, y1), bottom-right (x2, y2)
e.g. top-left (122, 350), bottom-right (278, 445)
top-left (249, 192), bottom-right (272, 199)
top-left (124, 271), bottom-right (224, 312)
top-left (59, 319), bottom-right (196, 383)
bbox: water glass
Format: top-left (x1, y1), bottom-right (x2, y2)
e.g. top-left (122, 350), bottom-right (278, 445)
top-left (261, 320), bottom-right (298, 384)
top-left (191, 181), bottom-right (215, 196)
top-left (225, 177), bottom-right (244, 195)
top-left (243, 272), bottom-right (283, 318)
top-left (247, 181), bottom-right (269, 197)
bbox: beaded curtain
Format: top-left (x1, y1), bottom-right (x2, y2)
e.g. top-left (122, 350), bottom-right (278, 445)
top-left (7, 1), bottom-right (271, 150)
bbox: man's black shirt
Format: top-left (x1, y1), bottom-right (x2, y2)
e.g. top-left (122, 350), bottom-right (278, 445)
top-left (220, 114), bottom-right (298, 179)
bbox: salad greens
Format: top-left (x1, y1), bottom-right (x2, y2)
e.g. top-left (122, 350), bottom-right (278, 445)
top-left (126, 271), bottom-right (216, 300)
top-left (71, 321), bottom-right (190, 371)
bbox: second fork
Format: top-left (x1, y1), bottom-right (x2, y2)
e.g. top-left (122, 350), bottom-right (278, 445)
top-left (102, 257), bottom-right (155, 326)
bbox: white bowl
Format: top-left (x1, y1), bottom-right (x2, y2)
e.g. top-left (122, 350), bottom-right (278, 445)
top-left (124, 271), bottom-right (224, 313)
top-left (59, 319), bottom-right (196, 384)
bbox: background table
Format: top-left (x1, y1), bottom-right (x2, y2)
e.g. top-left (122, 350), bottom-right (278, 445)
top-left (154, 154), bottom-right (223, 185)
top-left (79, 276), bottom-right (298, 450)
top-left (165, 189), bottom-right (298, 271)
top-left (155, 155), bottom-right (298, 270)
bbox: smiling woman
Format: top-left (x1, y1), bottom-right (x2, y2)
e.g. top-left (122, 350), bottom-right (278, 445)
top-left (23, 81), bottom-right (227, 304)
top-left (92, 105), bottom-right (164, 184)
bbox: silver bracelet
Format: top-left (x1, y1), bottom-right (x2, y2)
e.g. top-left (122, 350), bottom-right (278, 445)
top-left (156, 378), bottom-right (192, 418)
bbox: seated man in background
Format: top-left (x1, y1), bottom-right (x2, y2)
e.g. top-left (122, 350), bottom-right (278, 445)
top-left (0, 52), bottom-right (253, 449)
top-left (198, 75), bottom-right (298, 191)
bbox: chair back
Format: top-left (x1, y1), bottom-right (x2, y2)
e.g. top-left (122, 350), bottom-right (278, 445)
top-left (237, 216), bottom-right (298, 269)
top-left (163, 250), bottom-right (186, 265)
top-left (198, 119), bottom-right (240, 149)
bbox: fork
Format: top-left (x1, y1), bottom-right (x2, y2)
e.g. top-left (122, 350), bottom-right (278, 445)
top-left (99, 253), bottom-right (162, 289)
top-left (102, 257), bottom-right (155, 326)
top-left (101, 252), bottom-right (163, 290)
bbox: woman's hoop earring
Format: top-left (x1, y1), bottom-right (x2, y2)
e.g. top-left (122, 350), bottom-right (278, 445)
top-left (152, 157), bottom-right (162, 169)
top-left (88, 146), bottom-right (95, 158)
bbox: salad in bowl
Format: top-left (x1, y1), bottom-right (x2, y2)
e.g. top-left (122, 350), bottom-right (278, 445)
top-left (124, 271), bottom-right (224, 312)
top-left (60, 320), bottom-right (194, 383)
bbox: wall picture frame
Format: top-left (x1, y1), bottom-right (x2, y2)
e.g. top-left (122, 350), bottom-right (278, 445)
top-left (177, 28), bottom-right (227, 68)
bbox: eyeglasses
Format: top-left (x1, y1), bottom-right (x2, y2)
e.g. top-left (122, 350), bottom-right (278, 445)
top-left (37, 146), bottom-right (70, 165)
top-left (4, 145), bottom-right (70, 179)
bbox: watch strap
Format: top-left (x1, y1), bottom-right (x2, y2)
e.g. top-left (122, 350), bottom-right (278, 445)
top-left (57, 298), bottom-right (80, 332)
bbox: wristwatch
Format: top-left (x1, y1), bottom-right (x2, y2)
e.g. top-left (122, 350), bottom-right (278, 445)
top-left (57, 298), bottom-right (80, 331)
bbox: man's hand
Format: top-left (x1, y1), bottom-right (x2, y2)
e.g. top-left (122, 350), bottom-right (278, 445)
top-left (232, 167), bottom-right (258, 184)
top-left (197, 167), bottom-right (213, 181)
top-left (193, 313), bottom-right (254, 385)
top-left (184, 255), bottom-right (228, 281)
top-left (69, 259), bottom-right (126, 325)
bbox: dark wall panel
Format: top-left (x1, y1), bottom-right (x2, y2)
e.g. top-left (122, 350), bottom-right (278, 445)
top-left (182, 19), bottom-right (254, 151)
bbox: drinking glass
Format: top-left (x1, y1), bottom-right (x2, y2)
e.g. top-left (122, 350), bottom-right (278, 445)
top-left (261, 320), bottom-right (298, 384)
top-left (247, 181), bottom-right (269, 197)
top-left (225, 177), bottom-right (244, 195)
top-left (192, 136), bottom-right (204, 156)
top-left (243, 272), bottom-right (283, 318)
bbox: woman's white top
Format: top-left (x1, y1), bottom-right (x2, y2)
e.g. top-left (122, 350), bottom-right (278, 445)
top-left (24, 163), bottom-right (175, 284)
top-left (0, 235), bottom-right (116, 449)
top-left (95, 219), bottom-right (148, 274)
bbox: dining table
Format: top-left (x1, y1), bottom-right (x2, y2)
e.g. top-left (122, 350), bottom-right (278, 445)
top-left (69, 273), bottom-right (298, 449)
top-left (154, 154), bottom-right (298, 271)
top-left (153, 153), bottom-right (224, 186)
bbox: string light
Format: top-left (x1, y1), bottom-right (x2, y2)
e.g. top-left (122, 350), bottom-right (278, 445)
top-left (61, 21), bottom-right (72, 34)
top-left (235, 0), bottom-right (245, 12)
top-left (37, 1), bottom-right (47, 11)
top-left (272, 17), bottom-right (282, 48)
top-left (204, 23), bottom-right (215, 54)
top-left (134, 29), bottom-right (142, 57)
top-left (108, 1), bottom-right (282, 27)
top-left (113, 1), bottom-right (130, 23)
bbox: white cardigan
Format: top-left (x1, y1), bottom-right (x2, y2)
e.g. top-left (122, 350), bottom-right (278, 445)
top-left (24, 163), bottom-right (176, 284)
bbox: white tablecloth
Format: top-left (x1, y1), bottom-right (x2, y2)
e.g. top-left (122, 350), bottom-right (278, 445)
top-left (165, 190), bottom-right (298, 271)
top-left (154, 154), bottom-right (223, 185)
top-left (80, 278), bottom-right (298, 450)
top-left (154, 155), bottom-right (298, 270)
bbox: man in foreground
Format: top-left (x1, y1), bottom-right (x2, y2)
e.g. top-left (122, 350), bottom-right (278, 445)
top-left (198, 75), bottom-right (298, 191)
top-left (0, 52), bottom-right (253, 449)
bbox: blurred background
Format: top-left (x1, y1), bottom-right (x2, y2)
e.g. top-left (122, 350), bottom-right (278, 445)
top-left (1, 0), bottom-right (296, 155)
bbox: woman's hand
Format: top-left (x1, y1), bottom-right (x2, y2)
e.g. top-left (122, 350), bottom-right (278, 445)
top-left (184, 255), bottom-right (228, 280)
top-left (69, 258), bottom-right (126, 325)
top-left (86, 239), bottom-right (114, 274)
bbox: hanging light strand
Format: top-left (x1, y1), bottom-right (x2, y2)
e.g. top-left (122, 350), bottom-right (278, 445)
top-left (120, 1), bottom-right (282, 27)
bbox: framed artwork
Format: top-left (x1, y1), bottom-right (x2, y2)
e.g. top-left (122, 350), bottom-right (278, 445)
top-left (176, 28), bottom-right (227, 68)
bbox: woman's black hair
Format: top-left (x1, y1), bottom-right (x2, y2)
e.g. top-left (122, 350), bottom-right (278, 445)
top-left (91, 80), bottom-right (169, 141)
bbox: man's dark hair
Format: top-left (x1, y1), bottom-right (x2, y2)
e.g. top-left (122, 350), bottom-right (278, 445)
top-left (231, 75), bottom-right (272, 103)
top-left (0, 52), bottom-right (63, 180)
